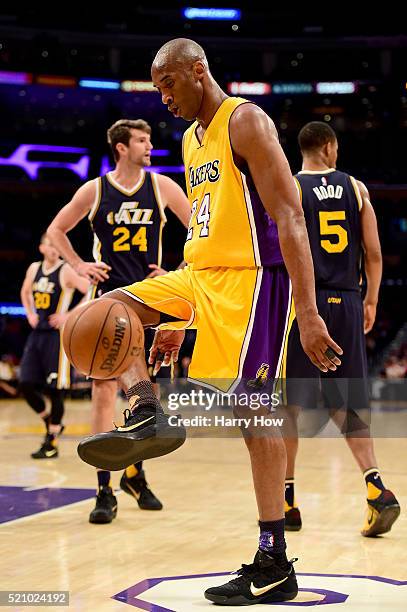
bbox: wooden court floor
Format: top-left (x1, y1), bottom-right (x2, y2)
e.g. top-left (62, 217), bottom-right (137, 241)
top-left (1, 398), bottom-right (406, 611)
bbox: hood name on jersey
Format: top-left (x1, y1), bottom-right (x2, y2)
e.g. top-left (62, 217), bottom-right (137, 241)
top-left (107, 201), bottom-right (153, 225)
top-left (313, 184), bottom-right (343, 201)
top-left (32, 277), bottom-right (55, 293)
top-left (189, 159), bottom-right (220, 192)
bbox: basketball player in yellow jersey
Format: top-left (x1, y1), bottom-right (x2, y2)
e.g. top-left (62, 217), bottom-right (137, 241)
top-left (77, 39), bottom-right (343, 606)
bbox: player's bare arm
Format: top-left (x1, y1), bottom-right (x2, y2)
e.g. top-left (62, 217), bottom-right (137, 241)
top-left (47, 179), bottom-right (111, 284)
top-left (358, 179), bottom-right (382, 334)
top-left (146, 173), bottom-right (191, 279)
top-left (230, 103), bottom-right (342, 372)
top-left (20, 262), bottom-right (39, 328)
top-left (48, 264), bottom-right (90, 329)
top-left (61, 264), bottom-right (91, 296)
top-left (156, 173), bottom-right (191, 228)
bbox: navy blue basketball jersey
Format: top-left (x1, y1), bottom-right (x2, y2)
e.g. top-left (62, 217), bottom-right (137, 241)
top-left (294, 169), bottom-right (362, 291)
top-left (88, 171), bottom-right (166, 289)
top-left (32, 260), bottom-right (74, 330)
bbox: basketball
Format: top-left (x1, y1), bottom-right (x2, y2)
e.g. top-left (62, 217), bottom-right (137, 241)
top-left (62, 298), bottom-right (144, 379)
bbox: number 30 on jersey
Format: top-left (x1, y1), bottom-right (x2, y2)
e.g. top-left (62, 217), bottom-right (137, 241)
top-left (186, 193), bottom-right (211, 240)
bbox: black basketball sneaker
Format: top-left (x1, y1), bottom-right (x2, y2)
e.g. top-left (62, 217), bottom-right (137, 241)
top-left (361, 489), bottom-right (400, 537)
top-left (204, 550), bottom-right (298, 606)
top-left (89, 486), bottom-right (118, 524)
top-left (120, 470), bottom-right (163, 510)
top-left (285, 506), bottom-right (302, 531)
top-left (77, 401), bottom-right (186, 471)
top-left (31, 437), bottom-right (58, 459)
top-left (31, 425), bottom-right (65, 459)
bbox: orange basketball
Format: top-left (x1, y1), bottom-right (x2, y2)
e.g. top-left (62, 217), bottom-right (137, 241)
top-left (62, 298), bottom-right (144, 379)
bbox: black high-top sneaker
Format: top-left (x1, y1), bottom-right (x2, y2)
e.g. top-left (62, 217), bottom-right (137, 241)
top-left (89, 486), bottom-right (118, 524)
top-left (31, 434), bottom-right (58, 459)
top-left (361, 489), bottom-right (400, 537)
top-left (32, 423), bottom-right (65, 459)
top-left (285, 505), bottom-right (302, 531)
top-left (120, 470), bottom-right (163, 510)
top-left (78, 403), bottom-right (186, 471)
top-left (204, 549), bottom-right (298, 606)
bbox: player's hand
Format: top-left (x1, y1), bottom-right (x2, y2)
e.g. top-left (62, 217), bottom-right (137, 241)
top-left (149, 329), bottom-right (185, 375)
top-left (298, 313), bottom-right (343, 373)
top-left (147, 264), bottom-right (168, 278)
top-left (48, 312), bottom-right (68, 329)
top-left (363, 300), bottom-right (377, 334)
top-left (74, 261), bottom-right (111, 284)
top-left (27, 312), bottom-right (39, 328)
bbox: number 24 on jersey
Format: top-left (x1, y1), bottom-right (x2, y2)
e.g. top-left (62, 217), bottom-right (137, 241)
top-left (187, 193), bottom-right (211, 240)
top-left (112, 227), bottom-right (147, 252)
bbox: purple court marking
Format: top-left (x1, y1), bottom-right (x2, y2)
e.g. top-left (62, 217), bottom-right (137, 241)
top-left (0, 486), bottom-right (95, 524)
top-left (112, 573), bottom-right (227, 612)
top-left (0, 144), bottom-right (90, 179)
top-left (112, 572), bottom-right (407, 610)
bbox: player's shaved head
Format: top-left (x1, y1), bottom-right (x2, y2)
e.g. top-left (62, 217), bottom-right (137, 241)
top-left (152, 38), bottom-right (208, 72)
top-left (151, 38), bottom-right (217, 122)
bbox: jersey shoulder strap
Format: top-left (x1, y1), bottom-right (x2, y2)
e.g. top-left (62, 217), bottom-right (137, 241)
top-left (88, 177), bottom-right (103, 223)
top-left (348, 175), bottom-right (363, 211)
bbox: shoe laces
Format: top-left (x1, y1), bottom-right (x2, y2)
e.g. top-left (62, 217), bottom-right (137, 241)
top-left (135, 477), bottom-right (148, 490)
top-left (113, 408), bottom-right (132, 430)
top-left (232, 556), bottom-right (297, 586)
top-left (227, 563), bottom-right (258, 586)
top-left (40, 438), bottom-right (54, 451)
top-left (97, 487), bottom-right (114, 504)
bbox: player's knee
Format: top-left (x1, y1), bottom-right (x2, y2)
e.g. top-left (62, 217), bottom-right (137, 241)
top-left (102, 290), bottom-right (154, 328)
top-left (92, 379), bottom-right (117, 394)
top-left (19, 381), bottom-right (46, 413)
top-left (244, 434), bottom-right (285, 454)
top-left (19, 381), bottom-right (36, 398)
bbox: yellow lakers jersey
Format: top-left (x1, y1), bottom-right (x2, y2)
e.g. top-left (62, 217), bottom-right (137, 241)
top-left (182, 97), bottom-right (283, 269)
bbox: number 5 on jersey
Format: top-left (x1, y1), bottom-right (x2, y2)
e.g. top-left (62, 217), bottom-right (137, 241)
top-left (187, 193), bottom-right (210, 240)
top-left (319, 210), bottom-right (348, 253)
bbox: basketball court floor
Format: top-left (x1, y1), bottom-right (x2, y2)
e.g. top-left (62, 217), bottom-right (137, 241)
top-left (1, 397), bottom-right (406, 610)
